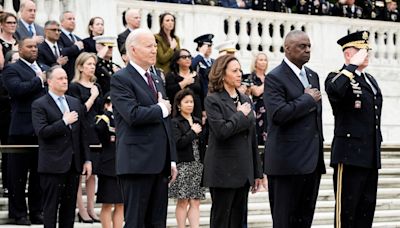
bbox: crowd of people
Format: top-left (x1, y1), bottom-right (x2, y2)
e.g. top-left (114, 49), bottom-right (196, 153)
top-left (0, 0), bottom-right (383, 228)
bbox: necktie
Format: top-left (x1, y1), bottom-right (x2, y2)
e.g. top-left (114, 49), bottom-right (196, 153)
top-left (28, 25), bottom-right (34, 37)
top-left (31, 63), bottom-right (41, 76)
top-left (53, 45), bottom-right (59, 59)
top-left (299, 70), bottom-right (309, 88)
top-left (58, 97), bottom-right (67, 114)
top-left (145, 72), bottom-right (157, 99)
top-left (362, 73), bottom-right (377, 94)
top-left (69, 33), bottom-right (75, 42)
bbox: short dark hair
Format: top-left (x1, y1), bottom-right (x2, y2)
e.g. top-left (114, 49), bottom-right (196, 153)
top-left (46, 65), bottom-right (63, 80)
top-left (208, 55), bottom-right (239, 93)
top-left (44, 20), bottom-right (59, 28)
top-left (169, 48), bottom-right (192, 74)
top-left (172, 89), bottom-right (194, 117)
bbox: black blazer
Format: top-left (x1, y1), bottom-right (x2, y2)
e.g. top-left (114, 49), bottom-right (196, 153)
top-left (82, 36), bottom-right (97, 53)
top-left (263, 60), bottom-right (326, 175)
top-left (325, 65), bottom-right (382, 169)
top-left (32, 94), bottom-right (90, 173)
top-left (95, 110), bottom-right (117, 176)
top-left (117, 29), bottom-right (130, 54)
top-left (171, 115), bottom-right (205, 163)
top-left (203, 90), bottom-right (262, 188)
top-left (58, 32), bottom-right (82, 80)
top-left (1, 59), bottom-right (46, 136)
top-left (37, 41), bottom-right (64, 67)
top-left (110, 63), bottom-right (177, 175)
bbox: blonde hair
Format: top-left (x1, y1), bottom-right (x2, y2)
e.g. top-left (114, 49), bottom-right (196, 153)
top-left (250, 52), bottom-right (268, 73)
top-left (72, 52), bottom-right (97, 83)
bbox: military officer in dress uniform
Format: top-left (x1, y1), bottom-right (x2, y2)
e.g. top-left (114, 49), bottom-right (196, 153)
top-left (252, 0), bottom-right (290, 12)
top-left (93, 35), bottom-right (121, 94)
top-left (332, 0), bottom-right (364, 18)
top-left (295, 0), bottom-right (334, 15)
top-left (383, 0), bottom-right (399, 21)
top-left (325, 31), bottom-right (382, 228)
top-left (357, 0), bottom-right (386, 19)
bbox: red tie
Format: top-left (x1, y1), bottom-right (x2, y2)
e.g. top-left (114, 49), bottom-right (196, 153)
top-left (145, 72), bottom-right (157, 99)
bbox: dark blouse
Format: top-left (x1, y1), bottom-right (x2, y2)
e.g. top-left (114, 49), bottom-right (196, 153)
top-left (82, 36), bottom-right (97, 53)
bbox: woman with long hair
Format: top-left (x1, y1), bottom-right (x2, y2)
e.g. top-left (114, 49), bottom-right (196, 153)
top-left (155, 12), bottom-right (180, 73)
top-left (0, 12), bottom-right (18, 70)
top-left (68, 52), bottom-right (103, 223)
top-left (82, 17), bottom-right (104, 53)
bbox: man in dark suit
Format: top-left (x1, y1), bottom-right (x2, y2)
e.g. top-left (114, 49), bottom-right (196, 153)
top-left (263, 30), bottom-right (326, 228)
top-left (110, 28), bottom-right (177, 228)
top-left (325, 31), bottom-right (382, 228)
top-left (59, 11), bottom-right (83, 81)
top-left (117, 8), bottom-right (141, 55)
top-left (1, 37), bottom-right (47, 225)
top-left (38, 20), bottom-right (68, 68)
top-left (32, 65), bottom-right (92, 228)
top-left (15, 0), bottom-right (44, 43)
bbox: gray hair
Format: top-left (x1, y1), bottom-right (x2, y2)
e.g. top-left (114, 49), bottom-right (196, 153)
top-left (125, 28), bottom-right (153, 60)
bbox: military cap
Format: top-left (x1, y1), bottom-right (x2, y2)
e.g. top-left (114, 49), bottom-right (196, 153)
top-left (93, 35), bottom-right (117, 47)
top-left (337, 31), bottom-right (370, 50)
top-left (214, 40), bottom-right (237, 53)
top-left (193, 34), bottom-right (214, 46)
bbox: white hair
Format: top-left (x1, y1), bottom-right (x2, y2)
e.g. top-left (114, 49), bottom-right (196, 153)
top-left (125, 28), bottom-right (153, 60)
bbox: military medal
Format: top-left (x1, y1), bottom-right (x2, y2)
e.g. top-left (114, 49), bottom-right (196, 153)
top-left (350, 79), bottom-right (362, 109)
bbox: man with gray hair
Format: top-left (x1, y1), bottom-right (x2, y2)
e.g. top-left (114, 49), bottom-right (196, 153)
top-left (38, 20), bottom-right (68, 68)
top-left (117, 9), bottom-right (141, 54)
top-left (15, 0), bottom-right (45, 43)
top-left (110, 28), bottom-right (177, 228)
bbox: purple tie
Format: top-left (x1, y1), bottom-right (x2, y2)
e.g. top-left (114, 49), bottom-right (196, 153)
top-left (145, 72), bottom-right (157, 99)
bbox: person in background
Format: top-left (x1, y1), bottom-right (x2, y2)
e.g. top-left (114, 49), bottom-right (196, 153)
top-left (95, 94), bottom-right (124, 228)
top-left (68, 52), bottom-right (102, 223)
top-left (15, 0), bottom-right (44, 43)
top-left (32, 65), bottom-right (92, 228)
top-left (155, 12), bottom-right (180, 74)
top-left (117, 9), bottom-right (141, 55)
top-left (169, 89), bottom-right (206, 228)
top-left (203, 54), bottom-right (263, 228)
top-left (214, 40), bottom-right (237, 57)
top-left (166, 49), bottom-right (203, 120)
top-left (83, 17), bottom-right (105, 53)
top-left (220, 0), bottom-right (251, 8)
top-left (384, 0), bottom-right (399, 21)
top-left (192, 33), bottom-right (214, 100)
top-left (0, 12), bottom-right (18, 70)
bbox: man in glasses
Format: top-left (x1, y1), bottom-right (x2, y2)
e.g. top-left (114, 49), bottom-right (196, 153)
top-left (38, 20), bottom-right (68, 68)
top-left (325, 31), bottom-right (382, 228)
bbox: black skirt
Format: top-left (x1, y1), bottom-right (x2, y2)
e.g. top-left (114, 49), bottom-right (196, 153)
top-left (96, 175), bottom-right (123, 204)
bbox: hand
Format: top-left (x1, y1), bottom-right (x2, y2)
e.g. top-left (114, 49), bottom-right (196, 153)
top-left (32, 35), bottom-right (44, 43)
top-left (169, 165), bottom-right (178, 184)
top-left (199, 43), bottom-right (208, 55)
top-left (90, 85), bottom-right (99, 98)
top-left (262, 174), bottom-right (268, 190)
top-left (237, 102), bottom-right (251, 116)
top-left (12, 43), bottom-right (19, 51)
top-left (183, 75), bottom-right (195, 87)
top-left (202, 111), bottom-right (207, 125)
top-left (170, 38), bottom-right (177, 50)
top-left (82, 161), bottom-right (92, 180)
top-left (238, 85), bottom-right (247, 94)
top-left (63, 111), bottom-right (78, 125)
top-left (158, 92), bottom-right (171, 115)
top-left (251, 178), bottom-right (263, 194)
top-left (349, 48), bottom-right (368, 66)
top-left (39, 71), bottom-right (46, 82)
top-left (56, 56), bottom-right (68, 66)
top-left (112, 64), bottom-right (121, 73)
top-left (304, 87), bottom-right (321, 102)
top-left (97, 46), bottom-right (108, 58)
top-left (75, 41), bottom-right (84, 50)
top-left (191, 123), bottom-right (202, 134)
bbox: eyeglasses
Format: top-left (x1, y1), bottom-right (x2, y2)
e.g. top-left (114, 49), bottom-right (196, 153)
top-left (179, 55), bottom-right (192, 59)
top-left (46, 28), bottom-right (61, 32)
top-left (5, 21), bottom-right (17, 25)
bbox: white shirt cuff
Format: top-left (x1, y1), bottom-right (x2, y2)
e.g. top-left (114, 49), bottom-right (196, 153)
top-left (62, 118), bottom-right (68, 125)
top-left (157, 103), bottom-right (168, 118)
top-left (171, 161), bottom-right (176, 167)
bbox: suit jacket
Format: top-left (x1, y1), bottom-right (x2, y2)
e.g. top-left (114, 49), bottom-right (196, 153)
top-left (263, 61), bottom-right (325, 175)
top-left (95, 110), bottom-right (117, 176)
top-left (37, 41), bottom-right (64, 67)
top-left (192, 54), bottom-right (214, 98)
top-left (203, 90), bottom-right (263, 188)
top-left (325, 65), bottom-right (382, 169)
top-left (15, 19), bottom-right (44, 41)
top-left (1, 59), bottom-right (46, 136)
top-left (155, 34), bottom-right (181, 73)
top-left (32, 94), bottom-right (90, 173)
top-left (117, 29), bottom-right (130, 54)
top-left (58, 32), bottom-right (82, 81)
top-left (110, 63), bottom-right (177, 175)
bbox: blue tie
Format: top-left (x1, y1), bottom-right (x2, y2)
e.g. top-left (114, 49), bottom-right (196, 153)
top-left (58, 97), bottom-right (67, 114)
top-left (299, 70), bottom-right (309, 88)
top-left (28, 25), bottom-right (34, 37)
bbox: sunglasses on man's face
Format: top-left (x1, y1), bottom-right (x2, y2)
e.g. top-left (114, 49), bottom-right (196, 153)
top-left (46, 28), bottom-right (61, 32)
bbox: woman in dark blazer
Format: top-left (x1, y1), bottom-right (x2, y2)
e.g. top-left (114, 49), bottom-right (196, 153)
top-left (203, 55), bottom-right (263, 228)
top-left (82, 17), bottom-right (104, 53)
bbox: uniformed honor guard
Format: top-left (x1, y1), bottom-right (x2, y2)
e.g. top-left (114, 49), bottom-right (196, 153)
top-left (252, 0), bottom-right (290, 12)
top-left (332, 0), bottom-right (364, 18)
top-left (93, 35), bottom-right (121, 94)
top-left (325, 31), bottom-right (382, 228)
top-left (383, 0), bottom-right (399, 21)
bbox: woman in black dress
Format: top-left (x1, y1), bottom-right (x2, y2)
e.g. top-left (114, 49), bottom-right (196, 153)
top-left (68, 52), bottom-right (102, 223)
top-left (82, 17), bottom-right (104, 53)
top-left (165, 49), bottom-right (203, 120)
top-left (95, 94), bottom-right (123, 228)
top-left (0, 12), bottom-right (18, 70)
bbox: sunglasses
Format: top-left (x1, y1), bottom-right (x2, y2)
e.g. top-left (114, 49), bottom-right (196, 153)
top-left (179, 55), bottom-right (192, 59)
top-left (46, 28), bottom-right (61, 32)
top-left (5, 21), bottom-right (17, 25)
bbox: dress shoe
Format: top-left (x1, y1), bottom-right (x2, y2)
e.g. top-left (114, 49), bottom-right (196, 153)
top-left (88, 213), bottom-right (101, 223)
top-left (15, 216), bottom-right (31, 225)
top-left (30, 213), bottom-right (44, 224)
top-left (77, 213), bottom-right (93, 223)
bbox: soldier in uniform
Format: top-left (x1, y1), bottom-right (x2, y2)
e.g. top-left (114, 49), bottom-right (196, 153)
top-left (332, 0), bottom-right (364, 18)
top-left (252, 0), bottom-right (290, 12)
top-left (383, 0), bottom-right (399, 21)
top-left (358, 0), bottom-right (386, 19)
top-left (295, 0), bottom-right (334, 15)
top-left (93, 35), bottom-right (121, 94)
top-left (325, 31), bottom-right (382, 228)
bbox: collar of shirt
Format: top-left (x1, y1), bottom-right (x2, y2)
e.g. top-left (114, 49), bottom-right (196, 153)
top-left (61, 27), bottom-right (73, 39)
top-left (129, 60), bottom-right (150, 83)
top-left (45, 39), bottom-right (58, 48)
top-left (48, 90), bottom-right (65, 104)
top-left (20, 19), bottom-right (36, 34)
top-left (20, 57), bottom-right (40, 69)
top-left (128, 27), bottom-right (137, 33)
top-left (284, 56), bottom-right (305, 78)
top-left (355, 69), bottom-right (364, 76)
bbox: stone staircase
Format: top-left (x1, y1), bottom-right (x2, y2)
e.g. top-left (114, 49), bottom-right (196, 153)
top-left (0, 151), bottom-right (399, 227)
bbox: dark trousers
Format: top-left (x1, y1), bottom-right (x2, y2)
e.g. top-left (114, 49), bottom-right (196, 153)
top-left (7, 135), bottom-right (42, 219)
top-left (209, 185), bottom-right (250, 228)
top-left (0, 130), bottom-right (8, 190)
top-left (267, 171), bottom-right (321, 228)
top-left (119, 173), bottom-right (169, 228)
top-left (333, 164), bottom-right (378, 228)
top-left (40, 168), bottom-right (80, 228)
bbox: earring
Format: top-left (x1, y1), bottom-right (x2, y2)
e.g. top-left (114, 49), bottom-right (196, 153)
top-left (178, 106), bottom-right (181, 111)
